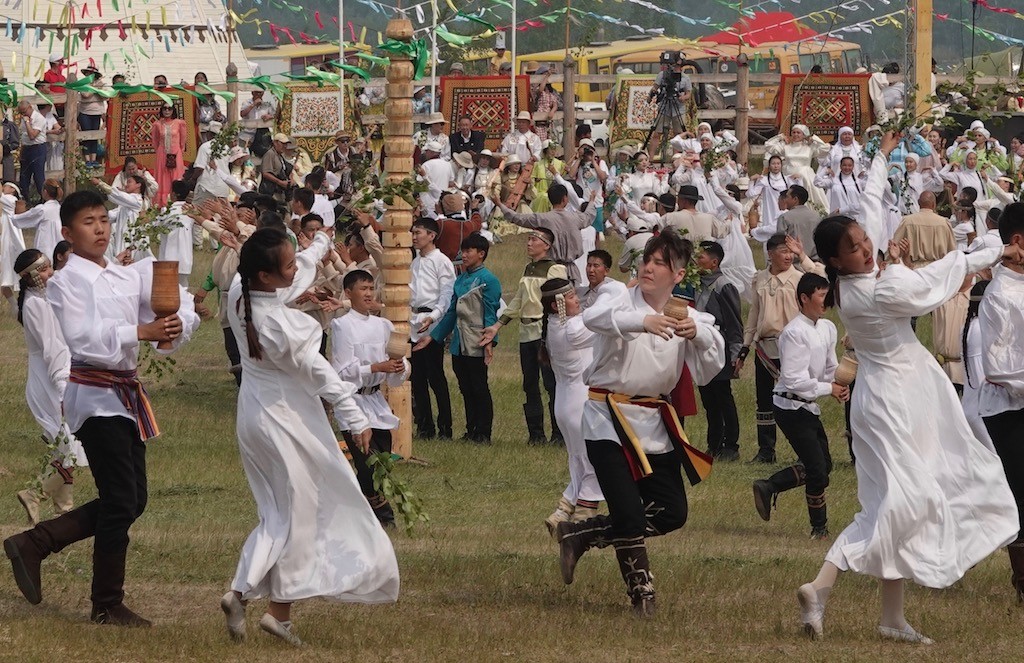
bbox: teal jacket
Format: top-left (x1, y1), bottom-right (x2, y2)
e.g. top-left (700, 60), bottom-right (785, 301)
top-left (431, 265), bottom-right (502, 356)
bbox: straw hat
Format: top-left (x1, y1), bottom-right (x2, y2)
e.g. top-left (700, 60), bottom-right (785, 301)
top-left (226, 146), bottom-right (249, 162)
top-left (453, 151), bottom-right (475, 169)
top-left (515, 111), bottom-right (532, 122)
top-left (424, 112), bottom-right (447, 125)
top-left (735, 176), bottom-right (750, 191)
top-left (273, 132), bottom-right (292, 144)
top-left (503, 154), bottom-right (522, 168)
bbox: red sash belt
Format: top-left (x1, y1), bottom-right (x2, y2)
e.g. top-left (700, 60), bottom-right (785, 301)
top-left (70, 362), bottom-right (160, 441)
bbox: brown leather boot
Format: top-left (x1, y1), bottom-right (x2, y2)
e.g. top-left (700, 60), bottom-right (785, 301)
top-left (90, 548), bottom-right (151, 627)
top-left (1009, 542), bottom-right (1024, 604)
top-left (3, 505), bottom-right (96, 605)
top-left (614, 537), bottom-right (656, 618)
top-left (556, 515), bottom-right (613, 584)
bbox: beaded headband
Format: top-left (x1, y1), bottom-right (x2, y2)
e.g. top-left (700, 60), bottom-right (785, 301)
top-left (17, 255), bottom-right (49, 289)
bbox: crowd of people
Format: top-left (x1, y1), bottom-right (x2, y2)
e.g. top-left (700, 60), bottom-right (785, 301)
top-left (0, 56), bottom-right (1023, 648)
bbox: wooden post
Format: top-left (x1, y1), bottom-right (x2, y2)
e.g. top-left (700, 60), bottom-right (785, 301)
top-left (226, 63), bottom-right (240, 124)
top-left (914, 0), bottom-right (933, 118)
top-left (735, 56), bottom-right (750, 168)
top-left (63, 77), bottom-right (79, 194)
top-left (562, 56), bottom-right (577, 159)
top-left (381, 15), bottom-right (415, 460)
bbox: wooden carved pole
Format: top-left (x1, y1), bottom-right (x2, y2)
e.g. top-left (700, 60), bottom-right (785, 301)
top-left (63, 75), bottom-right (79, 194)
top-left (226, 63), bottom-right (240, 124)
top-left (381, 15), bottom-right (415, 459)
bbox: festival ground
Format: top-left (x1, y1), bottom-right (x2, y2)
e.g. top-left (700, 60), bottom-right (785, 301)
top-left (0, 234), bottom-right (1018, 661)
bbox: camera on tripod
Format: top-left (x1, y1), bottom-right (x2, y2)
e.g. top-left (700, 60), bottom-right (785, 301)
top-left (652, 51), bottom-right (685, 103)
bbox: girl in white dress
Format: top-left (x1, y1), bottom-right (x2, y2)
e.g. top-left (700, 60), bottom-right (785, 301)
top-left (940, 151), bottom-right (996, 233)
top-left (961, 279), bottom-right (996, 451)
top-left (221, 228), bottom-right (399, 646)
top-left (12, 179), bottom-right (63, 260)
top-left (13, 249), bottom-right (87, 526)
top-left (747, 156), bottom-right (801, 243)
top-left (765, 124), bottom-right (831, 211)
top-left (797, 132), bottom-right (1020, 644)
top-left (91, 176), bottom-right (145, 261)
top-left (624, 151), bottom-right (669, 205)
top-left (1, 182), bottom-right (26, 313)
top-left (814, 157), bottom-right (864, 218)
top-left (709, 174), bottom-right (757, 301)
top-left (541, 279), bottom-right (604, 535)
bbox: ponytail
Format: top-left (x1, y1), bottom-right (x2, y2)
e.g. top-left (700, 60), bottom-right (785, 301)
top-left (16, 287), bottom-right (27, 325)
top-left (241, 276), bottom-right (261, 360)
top-left (236, 228), bottom-right (290, 361)
top-left (962, 279), bottom-right (991, 388)
top-left (813, 215), bottom-right (858, 309)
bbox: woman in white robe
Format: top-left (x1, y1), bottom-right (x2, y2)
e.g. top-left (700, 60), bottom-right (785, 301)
top-left (709, 173), bottom-right (756, 301)
top-left (747, 155), bottom-right (801, 242)
top-left (895, 154), bottom-right (944, 215)
top-left (13, 249), bottom-right (87, 526)
top-left (12, 183), bottom-right (62, 260)
top-left (766, 124), bottom-right (831, 211)
top-left (624, 151), bottom-right (669, 205)
top-left (814, 158), bottom-right (864, 218)
top-left (0, 184), bottom-right (26, 300)
top-left (795, 135), bottom-right (1019, 644)
top-left (940, 150), bottom-right (997, 234)
top-left (92, 177), bottom-right (145, 261)
top-left (541, 280), bottom-right (603, 534)
top-left (222, 228), bottom-right (399, 646)
top-left (824, 126), bottom-right (863, 173)
top-left (961, 280), bottom-right (996, 451)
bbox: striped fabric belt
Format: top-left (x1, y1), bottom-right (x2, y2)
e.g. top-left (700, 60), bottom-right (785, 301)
top-left (69, 362), bottom-right (160, 441)
top-left (357, 384), bottom-right (382, 396)
top-left (587, 387), bottom-right (713, 486)
top-left (773, 391), bottom-right (816, 404)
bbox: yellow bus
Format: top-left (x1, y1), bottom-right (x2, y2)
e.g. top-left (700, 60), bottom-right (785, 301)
top-left (246, 43), bottom-right (374, 78)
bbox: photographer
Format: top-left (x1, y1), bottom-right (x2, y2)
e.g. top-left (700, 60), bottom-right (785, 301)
top-left (567, 138), bottom-right (609, 232)
top-left (259, 132), bottom-right (294, 202)
top-left (648, 51), bottom-right (692, 160)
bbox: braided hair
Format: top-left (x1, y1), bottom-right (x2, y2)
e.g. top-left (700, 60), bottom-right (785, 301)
top-left (962, 279), bottom-right (991, 389)
top-left (14, 248), bottom-right (46, 326)
top-left (813, 215), bottom-right (859, 308)
top-left (236, 228), bottom-right (290, 360)
top-left (539, 278), bottom-right (574, 367)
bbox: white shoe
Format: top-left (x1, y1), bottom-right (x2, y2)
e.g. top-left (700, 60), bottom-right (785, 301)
top-left (220, 591), bottom-right (246, 642)
top-left (259, 613), bottom-right (303, 647)
top-left (878, 624), bottom-right (935, 645)
top-left (797, 583), bottom-right (825, 640)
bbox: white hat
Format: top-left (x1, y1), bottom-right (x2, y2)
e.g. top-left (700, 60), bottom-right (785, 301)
top-left (453, 151), bottom-right (474, 169)
top-left (735, 176), bottom-right (750, 190)
top-left (207, 121), bottom-right (223, 134)
top-left (515, 111), bottom-right (532, 122)
top-left (503, 154), bottom-right (522, 167)
top-left (969, 120), bottom-right (985, 130)
top-left (479, 149), bottom-right (493, 157)
top-left (4, 181), bottom-right (21, 198)
top-left (974, 127), bottom-right (991, 139)
top-left (838, 126), bottom-right (853, 136)
top-left (905, 153), bottom-right (920, 163)
top-left (866, 124), bottom-right (881, 135)
top-left (424, 112), bottom-right (447, 125)
top-left (495, 33), bottom-right (506, 50)
top-left (626, 215), bottom-right (652, 233)
top-left (791, 124), bottom-right (810, 137)
top-left (579, 138), bottom-right (596, 148)
top-left (617, 67), bottom-right (635, 75)
top-left (414, 86), bottom-right (427, 95)
top-left (48, 54), bottom-right (63, 64)
top-left (226, 146), bottom-right (249, 162)
top-left (423, 140), bottom-right (444, 153)
top-left (273, 132), bottom-right (292, 144)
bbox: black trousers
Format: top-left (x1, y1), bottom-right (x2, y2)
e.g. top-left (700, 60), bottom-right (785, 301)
top-left (19, 143), bottom-right (46, 197)
top-left (698, 379), bottom-right (739, 455)
top-left (767, 407), bottom-right (832, 528)
top-left (984, 409), bottom-right (1024, 534)
top-left (79, 417), bottom-right (148, 553)
top-left (520, 339), bottom-right (559, 439)
top-left (586, 439), bottom-right (687, 540)
top-left (222, 326), bottom-right (241, 386)
top-left (410, 340), bottom-right (452, 437)
top-left (452, 354), bottom-right (493, 440)
top-left (754, 354), bottom-right (780, 456)
top-left (342, 428), bottom-right (392, 497)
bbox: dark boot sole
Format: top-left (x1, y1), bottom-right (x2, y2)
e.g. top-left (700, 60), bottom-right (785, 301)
top-left (752, 481), bottom-right (772, 522)
top-left (556, 522), bottom-right (579, 585)
top-left (4, 537), bottom-right (42, 605)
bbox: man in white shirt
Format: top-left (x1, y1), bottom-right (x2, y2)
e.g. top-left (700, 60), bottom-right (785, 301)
top-left (413, 113), bottom-right (451, 162)
top-left (967, 207), bottom-right (1004, 254)
top-left (304, 169), bottom-right (336, 228)
top-left (192, 122), bottom-right (245, 208)
top-left (752, 273), bottom-right (847, 540)
top-left (577, 249), bottom-right (627, 309)
top-left (500, 111), bottom-right (543, 164)
top-left (617, 216), bottom-right (655, 276)
top-left (556, 231), bottom-right (725, 618)
top-left (17, 100), bottom-right (47, 197)
top-left (409, 218), bottom-right (456, 439)
top-left (239, 90), bottom-right (277, 156)
top-left (418, 142), bottom-right (455, 219)
top-left (3, 190), bottom-right (199, 627)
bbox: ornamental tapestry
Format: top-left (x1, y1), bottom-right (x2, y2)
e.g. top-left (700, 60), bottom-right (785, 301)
top-left (608, 75), bottom-right (658, 149)
top-left (776, 73), bottom-right (873, 138)
top-left (440, 75), bottom-right (531, 152)
top-left (104, 91), bottom-right (199, 175)
top-left (277, 82), bottom-right (360, 163)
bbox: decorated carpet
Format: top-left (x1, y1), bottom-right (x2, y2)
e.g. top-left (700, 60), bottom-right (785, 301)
top-left (104, 91), bottom-right (199, 175)
top-left (776, 73), bottom-right (872, 138)
top-left (609, 75), bottom-right (658, 148)
top-left (277, 82), bottom-right (360, 162)
top-left (440, 75), bottom-right (530, 151)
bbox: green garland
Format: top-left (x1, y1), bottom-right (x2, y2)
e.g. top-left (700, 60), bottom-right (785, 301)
top-left (368, 452), bottom-right (429, 533)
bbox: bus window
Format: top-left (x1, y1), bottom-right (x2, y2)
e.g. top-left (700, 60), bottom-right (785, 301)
top-left (831, 57), bottom-right (841, 73)
top-left (290, 58), bottom-right (306, 76)
top-left (844, 49), bottom-right (863, 72)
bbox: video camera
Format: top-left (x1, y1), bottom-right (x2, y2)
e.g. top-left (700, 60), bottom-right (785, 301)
top-left (652, 50), bottom-right (685, 103)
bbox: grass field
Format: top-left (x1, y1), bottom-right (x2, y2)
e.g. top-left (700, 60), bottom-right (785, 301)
top-left (0, 232), bottom-right (1018, 662)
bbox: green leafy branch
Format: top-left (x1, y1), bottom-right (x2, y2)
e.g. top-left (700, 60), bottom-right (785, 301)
top-left (209, 122), bottom-right (241, 160)
top-left (369, 451), bottom-right (429, 534)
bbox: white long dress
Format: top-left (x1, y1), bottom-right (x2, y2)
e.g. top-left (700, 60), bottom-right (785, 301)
top-left (103, 188), bottom-right (144, 261)
top-left (765, 135), bottom-right (831, 211)
top-left (21, 289), bottom-right (87, 467)
top-left (0, 193), bottom-right (25, 289)
top-left (962, 321), bottom-right (996, 452)
top-left (545, 313), bottom-right (603, 505)
top-left (12, 199), bottom-right (62, 260)
top-left (747, 172), bottom-right (801, 242)
top-left (824, 154), bottom-right (1018, 587)
top-left (226, 274), bottom-right (399, 604)
top-left (710, 178), bottom-right (756, 302)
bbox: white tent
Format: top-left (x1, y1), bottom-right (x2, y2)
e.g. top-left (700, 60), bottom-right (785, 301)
top-left (0, 0), bottom-right (252, 87)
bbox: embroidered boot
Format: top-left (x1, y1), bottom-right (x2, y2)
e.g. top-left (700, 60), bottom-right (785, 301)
top-left (614, 537), bottom-right (656, 618)
top-left (556, 515), bottom-right (613, 584)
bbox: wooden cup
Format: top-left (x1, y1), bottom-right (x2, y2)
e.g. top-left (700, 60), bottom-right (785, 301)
top-left (834, 353), bottom-right (859, 387)
top-left (387, 331), bottom-right (410, 360)
top-left (663, 296), bottom-right (690, 321)
top-left (151, 261), bottom-right (180, 350)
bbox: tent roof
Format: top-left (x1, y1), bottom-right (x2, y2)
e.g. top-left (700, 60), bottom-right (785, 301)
top-left (700, 11), bottom-right (820, 47)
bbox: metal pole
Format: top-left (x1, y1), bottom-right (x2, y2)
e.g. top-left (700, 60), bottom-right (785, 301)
top-left (510, 4), bottom-right (517, 132)
top-left (429, 0), bottom-right (438, 110)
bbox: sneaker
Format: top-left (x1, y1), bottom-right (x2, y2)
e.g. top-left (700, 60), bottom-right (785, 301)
top-left (797, 583), bottom-right (825, 640)
top-left (878, 624), bottom-right (935, 645)
top-left (809, 526), bottom-right (830, 540)
top-left (752, 480), bottom-right (774, 522)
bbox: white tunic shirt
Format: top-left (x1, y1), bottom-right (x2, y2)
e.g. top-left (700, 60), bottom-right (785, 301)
top-left (409, 247), bottom-right (456, 342)
top-left (12, 199), bottom-right (62, 259)
top-left (978, 265), bottom-right (1024, 416)
top-left (194, 140), bottom-right (231, 199)
top-left (773, 313), bottom-right (838, 415)
top-left (312, 193), bottom-right (336, 228)
top-left (500, 130), bottom-right (543, 163)
top-left (156, 201), bottom-right (195, 276)
top-left (330, 310), bottom-right (410, 430)
top-left (46, 254), bottom-right (199, 434)
top-left (581, 286), bottom-right (725, 454)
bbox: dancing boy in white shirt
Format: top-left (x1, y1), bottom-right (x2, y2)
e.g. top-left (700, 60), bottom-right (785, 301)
top-left (555, 231), bottom-right (725, 617)
top-left (752, 273), bottom-right (848, 539)
top-left (331, 270), bottom-right (411, 528)
top-left (4, 190), bottom-right (199, 627)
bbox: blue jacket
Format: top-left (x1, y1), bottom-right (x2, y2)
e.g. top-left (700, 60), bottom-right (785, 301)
top-left (431, 265), bottom-right (502, 356)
